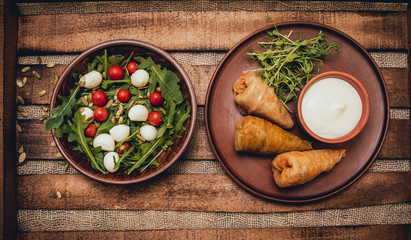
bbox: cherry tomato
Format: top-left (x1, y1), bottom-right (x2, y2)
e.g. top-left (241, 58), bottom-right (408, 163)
top-left (149, 91), bottom-right (163, 106)
top-left (116, 142), bottom-right (131, 154)
top-left (92, 90), bottom-right (107, 106)
top-left (84, 123), bottom-right (96, 138)
top-left (117, 89), bottom-right (131, 103)
top-left (127, 62), bottom-right (138, 74)
top-left (93, 107), bottom-right (108, 122)
top-left (108, 65), bottom-right (124, 80)
top-left (148, 111), bottom-right (162, 126)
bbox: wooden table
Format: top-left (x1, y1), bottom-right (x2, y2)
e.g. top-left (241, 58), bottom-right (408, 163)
top-left (1, 1), bottom-right (410, 239)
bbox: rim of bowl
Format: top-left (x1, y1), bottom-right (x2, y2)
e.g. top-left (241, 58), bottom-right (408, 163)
top-left (50, 39), bottom-right (197, 184)
top-left (297, 71), bottom-right (370, 144)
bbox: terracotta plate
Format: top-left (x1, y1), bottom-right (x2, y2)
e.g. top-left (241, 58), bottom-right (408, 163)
top-left (205, 22), bottom-right (389, 202)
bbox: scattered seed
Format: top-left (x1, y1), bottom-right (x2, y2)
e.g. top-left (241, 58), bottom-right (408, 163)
top-left (111, 103), bottom-right (118, 107)
top-left (56, 152), bottom-right (63, 158)
top-left (58, 160), bottom-right (66, 165)
top-left (87, 93), bottom-right (92, 103)
top-left (47, 62), bottom-right (56, 68)
top-left (39, 115), bottom-right (46, 121)
top-left (17, 96), bottom-right (25, 104)
top-left (36, 56), bottom-right (42, 64)
top-left (54, 73), bottom-right (59, 85)
top-left (139, 95), bottom-right (146, 99)
top-left (18, 152), bottom-right (26, 163)
top-left (102, 72), bottom-right (107, 79)
top-left (94, 121), bottom-right (100, 128)
top-left (137, 135), bottom-right (145, 142)
top-left (159, 107), bottom-right (166, 115)
top-left (16, 79), bottom-right (24, 88)
top-left (50, 141), bottom-right (56, 147)
top-left (105, 99), bottom-right (113, 108)
top-left (21, 66), bottom-right (30, 73)
top-left (18, 146), bottom-right (24, 153)
top-left (111, 116), bottom-right (116, 125)
top-left (64, 162), bottom-right (69, 172)
top-left (136, 100), bottom-right (145, 105)
top-left (16, 124), bottom-right (22, 132)
top-left (116, 105), bottom-right (124, 116)
top-left (118, 116), bottom-right (124, 124)
top-left (45, 112), bottom-right (50, 117)
top-left (20, 111), bottom-right (28, 117)
top-left (128, 99), bottom-right (135, 108)
top-left (33, 71), bottom-right (41, 79)
top-left (22, 77), bottom-right (27, 85)
top-left (80, 97), bottom-right (88, 106)
top-left (56, 191), bottom-right (62, 199)
top-left (41, 105), bottom-right (49, 112)
top-left (17, 106), bottom-right (23, 112)
top-left (38, 90), bottom-right (46, 97)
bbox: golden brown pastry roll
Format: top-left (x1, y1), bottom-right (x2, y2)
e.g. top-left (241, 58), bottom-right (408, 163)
top-left (235, 116), bottom-right (312, 155)
top-left (271, 149), bottom-right (346, 188)
top-left (233, 71), bottom-right (294, 129)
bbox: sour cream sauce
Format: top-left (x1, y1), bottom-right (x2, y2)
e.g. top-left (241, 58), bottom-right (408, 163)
top-left (301, 77), bottom-right (362, 139)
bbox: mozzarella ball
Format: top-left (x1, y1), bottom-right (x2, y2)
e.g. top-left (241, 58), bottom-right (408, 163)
top-left (80, 107), bottom-right (94, 121)
top-left (80, 70), bottom-right (103, 89)
top-left (128, 105), bottom-right (148, 121)
top-left (109, 124), bottom-right (130, 142)
top-left (103, 152), bottom-right (119, 173)
top-left (131, 69), bottom-right (149, 87)
top-left (93, 133), bottom-right (115, 151)
top-left (140, 125), bottom-right (158, 141)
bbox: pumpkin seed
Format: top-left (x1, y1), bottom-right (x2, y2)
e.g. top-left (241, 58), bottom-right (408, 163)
top-left (64, 162), bottom-right (69, 172)
top-left (88, 102), bottom-right (93, 107)
top-left (128, 99), bottom-right (135, 109)
top-left (16, 124), bottom-right (22, 132)
top-left (18, 146), bottom-right (24, 153)
top-left (16, 79), bottom-right (24, 88)
top-left (56, 152), bottom-right (62, 158)
top-left (39, 115), bottom-right (46, 121)
top-left (111, 102), bottom-right (118, 107)
top-left (18, 152), bottom-right (26, 163)
top-left (21, 66), bottom-right (30, 73)
top-left (139, 95), bottom-right (146, 99)
top-left (111, 116), bottom-right (116, 125)
top-left (36, 56), bottom-right (42, 64)
top-left (80, 97), bottom-right (88, 106)
top-left (116, 105), bottom-right (124, 116)
top-left (102, 72), bottom-right (107, 79)
top-left (17, 96), bottom-right (25, 104)
top-left (54, 73), bottom-right (59, 85)
top-left (17, 106), bottom-right (23, 112)
top-left (50, 141), bottom-right (56, 147)
top-left (33, 71), bottom-right (41, 79)
top-left (118, 116), bottom-right (124, 124)
top-left (159, 107), bottom-right (166, 115)
top-left (94, 121), bottom-right (100, 128)
top-left (56, 191), bottom-right (62, 199)
top-left (105, 99), bottom-right (113, 108)
top-left (136, 100), bottom-right (145, 105)
top-left (22, 77), bottom-right (27, 85)
top-left (41, 105), bottom-right (49, 112)
top-left (20, 111), bottom-right (28, 118)
top-left (47, 62), bottom-right (56, 68)
top-left (38, 90), bottom-right (46, 97)
top-left (137, 135), bottom-right (145, 142)
top-left (87, 93), bottom-right (92, 103)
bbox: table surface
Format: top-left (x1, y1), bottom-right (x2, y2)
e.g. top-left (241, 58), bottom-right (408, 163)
top-left (8, 1), bottom-right (411, 239)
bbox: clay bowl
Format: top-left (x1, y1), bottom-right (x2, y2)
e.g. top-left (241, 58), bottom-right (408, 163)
top-left (50, 40), bottom-right (197, 184)
top-left (297, 71), bottom-right (369, 144)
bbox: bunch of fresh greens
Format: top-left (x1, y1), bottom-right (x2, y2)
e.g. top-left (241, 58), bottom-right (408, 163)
top-left (247, 26), bottom-right (341, 108)
top-left (45, 51), bottom-right (191, 175)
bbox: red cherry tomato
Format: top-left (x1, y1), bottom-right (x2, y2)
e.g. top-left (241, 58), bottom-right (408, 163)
top-left (148, 111), bottom-right (162, 126)
top-left (108, 65), bottom-right (124, 80)
top-left (149, 91), bottom-right (163, 106)
top-left (127, 62), bottom-right (138, 74)
top-left (92, 90), bottom-right (107, 106)
top-left (84, 123), bottom-right (96, 138)
top-left (116, 142), bottom-right (131, 154)
top-left (93, 107), bottom-right (108, 122)
top-left (117, 89), bottom-right (131, 103)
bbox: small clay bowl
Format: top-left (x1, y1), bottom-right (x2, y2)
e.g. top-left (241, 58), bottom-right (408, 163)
top-left (50, 40), bottom-right (197, 184)
top-left (297, 71), bottom-right (369, 144)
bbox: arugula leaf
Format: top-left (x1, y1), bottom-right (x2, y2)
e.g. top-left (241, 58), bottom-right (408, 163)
top-left (45, 86), bottom-right (80, 131)
top-left (95, 118), bottom-right (114, 136)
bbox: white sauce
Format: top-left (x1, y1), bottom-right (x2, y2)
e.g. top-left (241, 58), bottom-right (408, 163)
top-left (301, 77), bottom-right (362, 139)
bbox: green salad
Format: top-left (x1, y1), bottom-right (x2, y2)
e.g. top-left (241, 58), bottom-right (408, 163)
top-left (45, 50), bottom-right (191, 174)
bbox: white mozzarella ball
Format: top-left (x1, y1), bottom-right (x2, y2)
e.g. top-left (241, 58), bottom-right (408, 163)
top-left (131, 69), bottom-right (149, 87)
top-left (103, 152), bottom-right (119, 173)
top-left (140, 125), bottom-right (158, 141)
top-left (109, 124), bottom-right (130, 142)
top-left (80, 107), bottom-right (94, 121)
top-left (128, 105), bottom-right (148, 121)
top-left (80, 70), bottom-right (102, 89)
top-left (93, 133), bottom-right (115, 151)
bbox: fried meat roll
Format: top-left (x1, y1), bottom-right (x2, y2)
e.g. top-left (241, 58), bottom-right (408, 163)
top-left (233, 71), bottom-right (294, 129)
top-left (271, 149), bottom-right (346, 188)
top-left (235, 116), bottom-right (312, 155)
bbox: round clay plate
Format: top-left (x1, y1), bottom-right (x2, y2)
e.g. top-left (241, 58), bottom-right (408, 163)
top-left (205, 22), bottom-right (389, 202)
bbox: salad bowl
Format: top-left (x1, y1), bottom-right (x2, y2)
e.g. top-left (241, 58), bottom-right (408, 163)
top-left (50, 40), bottom-right (197, 184)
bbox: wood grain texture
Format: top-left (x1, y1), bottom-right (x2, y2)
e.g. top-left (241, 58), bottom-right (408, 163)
top-left (16, 65), bottom-right (410, 107)
top-left (17, 172), bottom-right (410, 212)
top-left (16, 116), bottom-right (410, 160)
top-left (16, 225), bottom-right (411, 240)
top-left (17, 11), bottom-right (407, 52)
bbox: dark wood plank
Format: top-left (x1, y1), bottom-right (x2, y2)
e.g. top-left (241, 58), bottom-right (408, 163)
top-left (1, 0), bottom-right (18, 239)
top-left (16, 65), bottom-right (410, 107)
top-left (17, 11), bottom-right (407, 52)
top-left (17, 225), bottom-right (411, 240)
top-left (17, 172), bottom-right (410, 212)
top-left (17, 117), bottom-right (409, 160)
